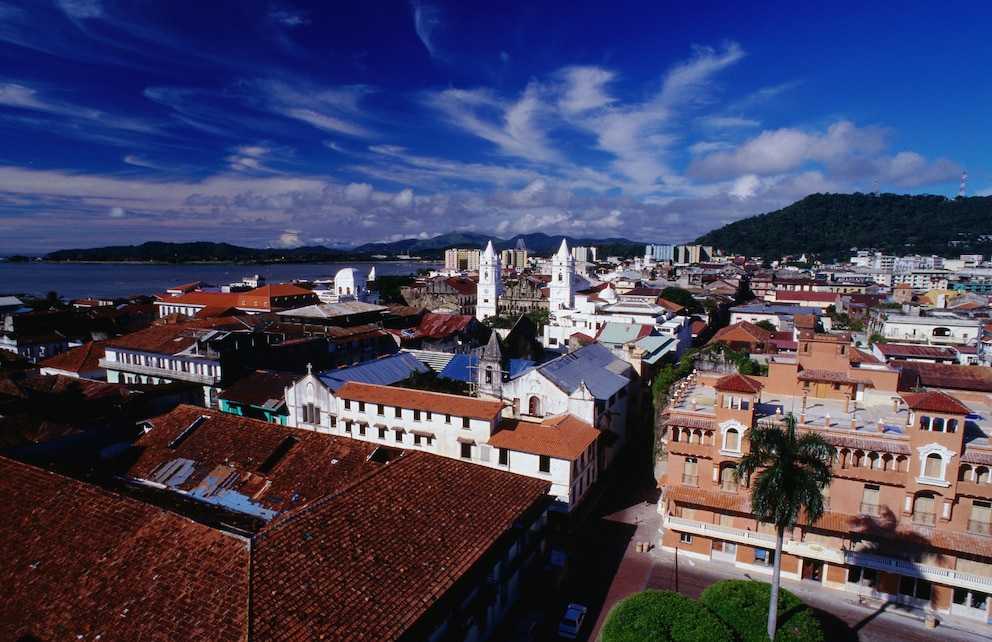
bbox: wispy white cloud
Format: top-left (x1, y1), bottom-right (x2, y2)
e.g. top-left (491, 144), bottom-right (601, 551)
top-left (411, 0), bottom-right (444, 61)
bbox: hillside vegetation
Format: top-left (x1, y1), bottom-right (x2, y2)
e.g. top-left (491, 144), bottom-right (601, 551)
top-left (694, 193), bottom-right (992, 261)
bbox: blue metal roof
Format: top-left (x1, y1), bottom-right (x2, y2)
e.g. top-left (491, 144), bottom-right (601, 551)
top-left (439, 354), bottom-right (533, 383)
top-left (538, 342), bottom-right (630, 399)
top-left (318, 352), bottom-right (429, 392)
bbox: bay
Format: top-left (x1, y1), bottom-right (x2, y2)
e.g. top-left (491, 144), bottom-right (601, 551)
top-left (0, 261), bottom-right (441, 302)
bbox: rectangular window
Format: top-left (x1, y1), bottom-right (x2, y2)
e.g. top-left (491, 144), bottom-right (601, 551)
top-left (394, 407), bottom-right (402, 418)
top-left (861, 485), bottom-right (880, 516)
top-left (413, 409), bottom-right (421, 421)
top-left (426, 410), bottom-right (432, 420)
top-left (358, 401), bottom-right (365, 412)
top-left (754, 548), bottom-right (774, 566)
top-left (377, 404), bottom-right (384, 416)
top-left (462, 417), bottom-right (470, 429)
top-left (539, 455), bottom-right (551, 473)
top-left (445, 414), bottom-right (451, 424)
top-left (359, 424), bottom-right (367, 436)
top-left (499, 448), bottom-right (509, 466)
top-left (970, 501), bottom-right (991, 535)
top-left (414, 434), bottom-right (422, 446)
top-left (461, 442), bottom-right (472, 459)
top-left (343, 399), bottom-right (351, 410)
top-left (378, 427), bottom-right (387, 439)
top-left (345, 421), bottom-right (352, 434)
top-left (680, 532), bottom-right (693, 544)
top-left (683, 457), bottom-right (698, 486)
top-left (395, 429), bottom-right (403, 443)
top-left (849, 566), bottom-right (877, 587)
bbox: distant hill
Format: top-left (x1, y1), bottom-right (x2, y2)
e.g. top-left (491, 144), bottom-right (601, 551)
top-left (44, 242), bottom-right (347, 263)
top-left (352, 232), bottom-right (643, 257)
top-left (694, 193), bottom-right (992, 261)
top-left (43, 234), bottom-right (645, 263)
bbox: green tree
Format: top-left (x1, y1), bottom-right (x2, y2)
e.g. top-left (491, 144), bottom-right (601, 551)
top-left (754, 320), bottom-right (777, 332)
top-left (736, 414), bottom-right (836, 640)
top-left (867, 332), bottom-right (886, 347)
top-left (660, 287), bottom-right (699, 312)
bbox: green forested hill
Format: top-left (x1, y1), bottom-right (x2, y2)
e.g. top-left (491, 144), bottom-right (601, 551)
top-left (694, 193), bottom-right (992, 261)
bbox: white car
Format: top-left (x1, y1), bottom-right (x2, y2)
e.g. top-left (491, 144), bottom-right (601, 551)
top-left (557, 603), bottom-right (587, 639)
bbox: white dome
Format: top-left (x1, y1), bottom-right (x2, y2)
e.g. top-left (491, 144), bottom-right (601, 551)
top-left (334, 267), bottom-right (366, 295)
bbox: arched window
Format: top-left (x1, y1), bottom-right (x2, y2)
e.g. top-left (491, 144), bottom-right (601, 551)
top-left (528, 396), bottom-right (541, 416)
top-left (920, 416), bottom-right (931, 430)
top-left (932, 417), bottom-right (945, 433)
top-left (853, 450), bottom-right (865, 468)
top-left (485, 366), bottom-right (494, 385)
top-left (868, 452), bottom-right (880, 469)
top-left (724, 428), bottom-right (740, 453)
top-left (978, 467), bottom-right (991, 484)
top-left (924, 453), bottom-right (943, 479)
top-left (947, 419), bottom-right (958, 433)
top-left (958, 464), bottom-right (971, 482)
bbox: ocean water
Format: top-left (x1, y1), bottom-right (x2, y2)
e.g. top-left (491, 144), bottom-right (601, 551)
top-left (0, 261), bottom-right (440, 302)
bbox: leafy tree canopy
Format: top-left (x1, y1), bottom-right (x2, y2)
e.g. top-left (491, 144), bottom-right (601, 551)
top-left (695, 193), bottom-right (992, 261)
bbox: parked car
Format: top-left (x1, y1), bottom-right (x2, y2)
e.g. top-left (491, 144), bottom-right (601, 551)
top-left (557, 603), bottom-right (587, 639)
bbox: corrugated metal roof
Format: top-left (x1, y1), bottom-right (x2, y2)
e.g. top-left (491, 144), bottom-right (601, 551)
top-left (538, 343), bottom-right (630, 399)
top-left (438, 354), bottom-right (533, 382)
top-left (318, 352), bottom-right (429, 391)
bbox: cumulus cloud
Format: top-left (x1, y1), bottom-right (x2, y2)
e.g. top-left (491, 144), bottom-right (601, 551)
top-left (108, 206), bottom-right (126, 218)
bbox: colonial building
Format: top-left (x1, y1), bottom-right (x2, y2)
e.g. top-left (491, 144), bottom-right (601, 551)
top-left (0, 405), bottom-right (553, 641)
top-left (659, 328), bottom-right (992, 623)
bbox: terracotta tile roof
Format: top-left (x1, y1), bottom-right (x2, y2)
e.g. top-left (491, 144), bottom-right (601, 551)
top-left (103, 317), bottom-right (247, 354)
top-left (488, 415), bottom-right (600, 459)
top-left (444, 276), bottom-right (478, 295)
top-left (902, 390), bottom-right (972, 415)
top-left (665, 415), bottom-right (716, 431)
top-left (821, 433), bottom-right (911, 455)
top-left (710, 321), bottom-right (773, 344)
top-left (336, 381), bottom-right (504, 420)
top-left (217, 370), bottom-right (299, 407)
top-left (797, 368), bottom-right (875, 386)
top-left (37, 341), bottom-right (105, 373)
top-left (894, 361), bottom-right (992, 393)
top-left (962, 449), bottom-right (992, 465)
top-left (0, 456), bottom-right (250, 642)
top-left (664, 484), bottom-right (752, 514)
top-left (127, 405), bottom-right (388, 520)
top-left (715, 373), bottom-right (763, 394)
top-left (251, 451), bottom-right (550, 641)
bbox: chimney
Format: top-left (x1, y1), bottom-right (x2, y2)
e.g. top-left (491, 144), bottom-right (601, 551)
top-left (691, 399), bottom-right (697, 412)
top-left (850, 417), bottom-right (857, 431)
top-left (825, 414), bottom-right (831, 428)
top-left (877, 419), bottom-right (885, 434)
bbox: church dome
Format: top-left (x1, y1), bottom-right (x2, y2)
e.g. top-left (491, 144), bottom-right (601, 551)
top-left (334, 267), bottom-right (366, 296)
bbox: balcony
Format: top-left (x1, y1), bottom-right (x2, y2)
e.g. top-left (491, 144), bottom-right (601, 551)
top-left (967, 520), bottom-right (991, 535)
top-left (99, 358), bottom-right (220, 386)
top-left (859, 502), bottom-right (880, 516)
top-left (912, 511), bottom-right (936, 526)
top-left (669, 441), bottom-right (713, 458)
top-left (681, 473), bottom-right (699, 486)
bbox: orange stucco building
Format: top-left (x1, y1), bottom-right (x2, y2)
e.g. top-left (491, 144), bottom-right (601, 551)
top-left (659, 329), bottom-right (992, 624)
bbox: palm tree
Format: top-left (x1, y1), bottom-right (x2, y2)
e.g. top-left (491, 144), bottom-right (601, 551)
top-left (736, 413), bottom-right (836, 640)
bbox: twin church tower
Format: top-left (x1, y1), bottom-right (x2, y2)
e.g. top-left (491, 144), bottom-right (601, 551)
top-left (475, 238), bottom-right (576, 322)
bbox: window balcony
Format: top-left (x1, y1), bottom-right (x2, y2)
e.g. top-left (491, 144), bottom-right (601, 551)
top-left (912, 511), bottom-right (936, 526)
top-left (681, 473), bottom-right (698, 486)
top-left (860, 502), bottom-right (880, 516)
top-left (967, 520), bottom-right (991, 535)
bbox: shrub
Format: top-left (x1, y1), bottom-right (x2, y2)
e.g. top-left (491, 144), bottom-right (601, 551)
top-left (700, 580), bottom-right (823, 642)
top-left (601, 590), bottom-right (734, 642)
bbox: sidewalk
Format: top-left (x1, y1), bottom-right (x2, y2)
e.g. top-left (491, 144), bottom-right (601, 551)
top-left (588, 498), bottom-right (992, 642)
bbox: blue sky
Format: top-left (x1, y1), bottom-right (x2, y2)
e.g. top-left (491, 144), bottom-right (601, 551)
top-left (0, 0), bottom-right (988, 253)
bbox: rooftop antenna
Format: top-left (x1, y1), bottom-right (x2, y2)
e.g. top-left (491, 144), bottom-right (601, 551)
top-left (872, 178), bottom-right (880, 197)
top-left (958, 170), bottom-right (968, 198)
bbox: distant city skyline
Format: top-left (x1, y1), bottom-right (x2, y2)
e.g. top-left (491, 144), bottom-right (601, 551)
top-left (0, 1), bottom-right (988, 254)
